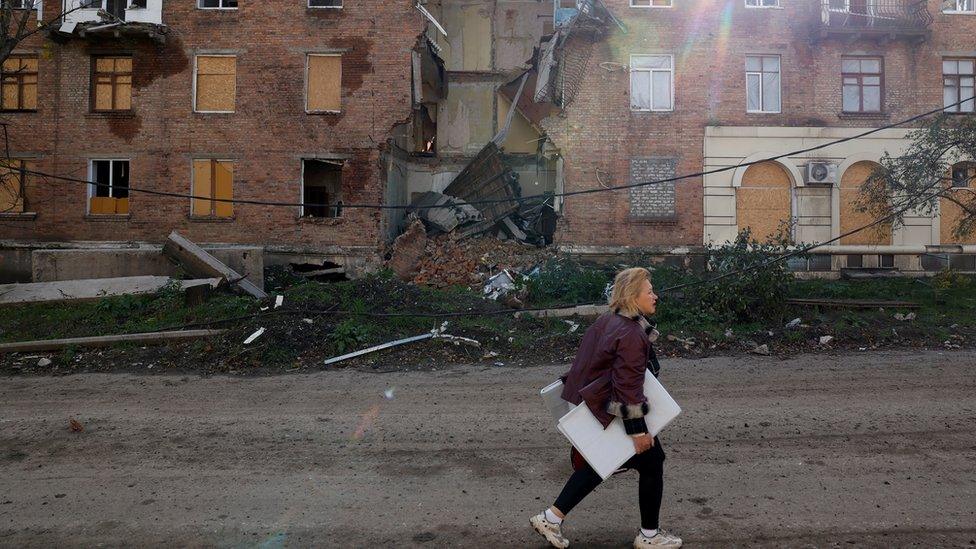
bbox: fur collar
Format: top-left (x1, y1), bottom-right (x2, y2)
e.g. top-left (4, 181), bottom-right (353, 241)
top-left (613, 308), bottom-right (660, 344)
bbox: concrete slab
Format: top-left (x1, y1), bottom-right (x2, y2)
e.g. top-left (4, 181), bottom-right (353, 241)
top-left (0, 276), bottom-right (221, 306)
top-left (31, 246), bottom-right (263, 289)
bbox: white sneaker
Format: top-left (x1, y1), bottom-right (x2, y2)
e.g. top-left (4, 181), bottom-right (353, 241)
top-left (634, 529), bottom-right (682, 548)
top-left (530, 513), bottom-right (570, 548)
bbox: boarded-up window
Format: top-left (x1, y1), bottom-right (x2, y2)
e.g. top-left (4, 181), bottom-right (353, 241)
top-left (92, 56), bottom-right (132, 112)
top-left (195, 55), bottom-right (236, 112)
top-left (306, 54), bottom-right (341, 112)
top-left (192, 159), bottom-right (234, 218)
top-left (840, 161), bottom-right (891, 245)
top-left (89, 159), bottom-right (130, 215)
top-left (0, 159), bottom-right (33, 213)
top-left (1, 55), bottom-right (38, 111)
top-left (736, 162), bottom-right (793, 243)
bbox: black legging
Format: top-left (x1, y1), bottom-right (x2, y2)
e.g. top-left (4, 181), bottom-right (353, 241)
top-left (553, 436), bottom-right (665, 530)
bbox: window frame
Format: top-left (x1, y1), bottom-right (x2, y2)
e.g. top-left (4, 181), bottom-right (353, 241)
top-left (745, 0), bottom-right (780, 8)
top-left (87, 158), bottom-right (130, 215)
top-left (943, 57), bottom-right (976, 114)
top-left (308, 0), bottom-right (343, 8)
top-left (629, 0), bottom-right (673, 8)
top-left (951, 163), bottom-right (976, 189)
top-left (304, 53), bottom-right (342, 114)
top-left (1, 54), bottom-right (39, 112)
top-left (841, 56), bottom-right (884, 113)
top-left (0, 158), bottom-right (31, 213)
top-left (745, 54), bottom-right (782, 114)
top-left (943, 0), bottom-right (975, 14)
top-left (192, 54), bottom-right (237, 114)
top-left (9, 0), bottom-right (38, 9)
top-left (197, 0), bottom-right (238, 10)
top-left (190, 158), bottom-right (235, 218)
top-left (629, 53), bottom-right (674, 112)
top-left (90, 55), bottom-right (133, 113)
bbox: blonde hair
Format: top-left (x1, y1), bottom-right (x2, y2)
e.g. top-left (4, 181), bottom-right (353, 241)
top-left (608, 267), bottom-right (651, 317)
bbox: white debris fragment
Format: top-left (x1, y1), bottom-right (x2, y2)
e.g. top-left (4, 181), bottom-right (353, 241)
top-left (819, 335), bottom-right (834, 345)
top-left (785, 318), bottom-right (801, 329)
top-left (894, 312), bottom-right (916, 322)
top-left (243, 327), bottom-right (266, 345)
top-left (750, 344), bottom-right (771, 356)
top-left (37, 358), bottom-right (52, 367)
top-left (302, 318), bottom-right (314, 324)
top-left (724, 328), bottom-right (734, 338)
top-left (564, 320), bottom-right (580, 333)
top-left (274, 295), bottom-right (284, 309)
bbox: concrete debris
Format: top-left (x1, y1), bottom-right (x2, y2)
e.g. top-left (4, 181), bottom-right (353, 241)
top-left (819, 335), bottom-right (834, 345)
top-left (484, 270), bottom-right (516, 300)
top-left (565, 320), bottom-right (580, 333)
top-left (724, 328), bottom-right (734, 338)
top-left (302, 318), bottom-right (314, 325)
top-left (517, 304), bottom-right (609, 319)
top-left (0, 330), bottom-right (226, 354)
top-left (0, 276), bottom-right (221, 306)
top-left (407, 192), bottom-right (482, 233)
top-left (894, 312), bottom-right (917, 321)
top-left (37, 358), bottom-right (52, 367)
top-left (388, 219), bottom-right (429, 281)
top-left (750, 344), bottom-right (771, 356)
top-left (407, 231), bottom-right (555, 288)
top-left (274, 295), bottom-right (284, 309)
top-left (785, 318), bottom-right (801, 329)
top-left (163, 231), bottom-right (267, 299)
top-left (243, 328), bottom-right (266, 345)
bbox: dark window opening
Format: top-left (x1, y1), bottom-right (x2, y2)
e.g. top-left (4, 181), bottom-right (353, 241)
top-left (846, 254), bottom-right (863, 268)
top-left (302, 159), bottom-right (343, 218)
top-left (879, 254), bottom-right (895, 268)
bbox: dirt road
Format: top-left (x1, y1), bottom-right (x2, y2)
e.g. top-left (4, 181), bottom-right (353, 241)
top-left (2, 350), bottom-right (975, 548)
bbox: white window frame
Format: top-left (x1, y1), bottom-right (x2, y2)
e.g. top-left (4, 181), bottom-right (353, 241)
top-left (944, 0), bottom-right (975, 14)
top-left (305, 53), bottom-right (342, 114)
top-left (629, 54), bottom-right (674, 112)
top-left (197, 0), bottom-right (237, 10)
top-left (745, 54), bottom-right (782, 114)
top-left (629, 0), bottom-right (672, 8)
top-left (308, 0), bottom-right (342, 8)
top-left (86, 158), bottom-right (129, 215)
top-left (192, 54), bottom-right (236, 114)
top-left (745, 0), bottom-right (780, 8)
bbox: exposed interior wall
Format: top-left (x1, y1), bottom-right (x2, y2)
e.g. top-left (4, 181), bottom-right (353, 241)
top-left (736, 162), bottom-right (793, 243)
top-left (438, 82), bottom-right (496, 155)
top-left (496, 94), bottom-right (541, 154)
top-left (437, 2), bottom-right (493, 72)
top-left (840, 161), bottom-right (892, 246)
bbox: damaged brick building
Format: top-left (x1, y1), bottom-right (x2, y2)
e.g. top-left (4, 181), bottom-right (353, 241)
top-left (2, 0), bottom-right (975, 284)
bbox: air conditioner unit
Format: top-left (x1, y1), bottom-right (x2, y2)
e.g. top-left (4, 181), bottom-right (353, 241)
top-left (805, 162), bottom-right (838, 185)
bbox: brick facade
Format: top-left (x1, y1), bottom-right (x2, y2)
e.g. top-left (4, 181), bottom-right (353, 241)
top-left (0, 1), bottom-right (424, 252)
top-left (545, 0), bottom-right (976, 248)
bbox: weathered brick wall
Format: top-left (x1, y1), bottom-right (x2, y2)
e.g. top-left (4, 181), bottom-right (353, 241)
top-left (0, 1), bottom-right (424, 251)
top-left (546, 0), bottom-right (976, 248)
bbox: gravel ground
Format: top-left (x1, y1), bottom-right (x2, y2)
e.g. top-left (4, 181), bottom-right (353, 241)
top-left (1, 349), bottom-right (975, 548)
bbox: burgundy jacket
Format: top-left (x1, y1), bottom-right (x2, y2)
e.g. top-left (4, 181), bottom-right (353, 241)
top-left (560, 310), bottom-right (656, 435)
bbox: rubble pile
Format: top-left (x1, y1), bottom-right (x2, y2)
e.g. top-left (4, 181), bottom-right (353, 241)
top-left (409, 232), bottom-right (556, 289)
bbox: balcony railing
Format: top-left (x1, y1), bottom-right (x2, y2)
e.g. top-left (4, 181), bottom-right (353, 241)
top-left (819, 0), bottom-right (932, 35)
top-left (60, 0), bottom-right (163, 31)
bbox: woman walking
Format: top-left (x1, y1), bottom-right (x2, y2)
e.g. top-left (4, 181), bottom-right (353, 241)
top-left (530, 267), bottom-right (682, 548)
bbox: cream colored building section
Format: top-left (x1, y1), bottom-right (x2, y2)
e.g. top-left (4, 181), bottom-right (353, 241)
top-left (703, 126), bottom-right (940, 251)
top-left (438, 82), bottom-right (496, 155)
top-left (436, 2), bottom-right (493, 72)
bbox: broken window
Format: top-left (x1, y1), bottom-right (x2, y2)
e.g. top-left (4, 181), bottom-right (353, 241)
top-left (89, 159), bottom-right (129, 215)
top-left (746, 55), bottom-right (780, 113)
top-left (0, 159), bottom-right (33, 214)
top-left (302, 159), bottom-right (343, 218)
top-left (192, 159), bottom-right (234, 218)
top-left (308, 0), bottom-right (342, 7)
top-left (952, 162), bottom-right (975, 188)
top-left (413, 105), bottom-right (436, 154)
top-left (92, 56), bottom-right (132, 112)
top-left (9, 1), bottom-right (38, 8)
top-left (198, 0), bottom-right (237, 8)
top-left (306, 54), bottom-right (341, 113)
top-left (943, 58), bottom-right (975, 113)
top-left (842, 57), bottom-right (882, 113)
top-left (945, 0), bottom-right (975, 13)
top-left (1, 55), bottom-right (37, 112)
top-left (194, 55), bottom-right (236, 113)
top-left (630, 0), bottom-right (672, 6)
top-left (630, 54), bottom-right (673, 111)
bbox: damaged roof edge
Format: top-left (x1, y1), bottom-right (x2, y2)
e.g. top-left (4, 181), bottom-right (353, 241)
top-left (415, 2), bottom-right (447, 37)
